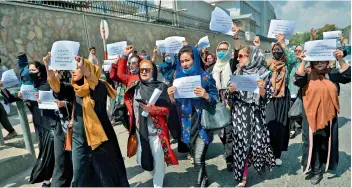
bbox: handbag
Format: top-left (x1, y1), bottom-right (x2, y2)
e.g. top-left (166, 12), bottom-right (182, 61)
top-left (201, 100), bottom-right (231, 131)
top-left (288, 92), bottom-right (303, 120)
top-left (127, 134), bottom-right (137, 157)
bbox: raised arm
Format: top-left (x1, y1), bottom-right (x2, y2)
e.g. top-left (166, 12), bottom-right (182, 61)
top-left (110, 58), bottom-right (119, 81)
top-left (151, 46), bottom-right (158, 62)
top-left (232, 24), bottom-right (241, 50)
top-left (118, 45), bottom-right (134, 86)
top-left (310, 28), bottom-right (317, 41)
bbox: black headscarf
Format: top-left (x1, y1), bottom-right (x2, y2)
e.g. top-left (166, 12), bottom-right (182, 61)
top-left (28, 61), bottom-right (49, 90)
top-left (137, 61), bottom-right (180, 171)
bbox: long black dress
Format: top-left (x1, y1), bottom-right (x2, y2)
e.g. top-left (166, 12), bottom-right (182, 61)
top-left (294, 67), bottom-right (351, 173)
top-left (53, 80), bottom-right (129, 187)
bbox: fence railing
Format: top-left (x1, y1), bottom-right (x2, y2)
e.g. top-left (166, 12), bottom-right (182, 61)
top-left (18, 0), bottom-right (211, 31)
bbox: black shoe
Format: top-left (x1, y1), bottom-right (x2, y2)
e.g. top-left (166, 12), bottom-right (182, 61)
top-left (42, 182), bottom-right (51, 187)
top-left (310, 173), bottom-right (323, 185)
top-left (226, 162), bottom-right (233, 172)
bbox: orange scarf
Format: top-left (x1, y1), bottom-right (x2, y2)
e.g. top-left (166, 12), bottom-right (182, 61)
top-left (48, 59), bottom-right (116, 150)
top-left (268, 60), bottom-right (286, 97)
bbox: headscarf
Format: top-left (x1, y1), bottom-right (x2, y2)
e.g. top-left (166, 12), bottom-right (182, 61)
top-left (17, 53), bottom-right (28, 72)
top-left (28, 61), bottom-right (48, 89)
top-left (212, 41), bottom-right (233, 90)
top-left (159, 56), bottom-right (177, 81)
top-left (19, 65), bottom-right (33, 85)
top-left (205, 53), bottom-right (216, 71)
top-left (48, 59), bottom-right (116, 150)
top-left (268, 43), bottom-right (287, 97)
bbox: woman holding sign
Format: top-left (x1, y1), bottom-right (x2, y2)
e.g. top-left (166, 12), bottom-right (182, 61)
top-left (168, 45), bottom-right (218, 187)
top-left (124, 59), bottom-right (180, 187)
top-left (226, 46), bottom-right (275, 187)
top-left (294, 50), bottom-right (350, 185)
top-left (44, 54), bottom-right (129, 187)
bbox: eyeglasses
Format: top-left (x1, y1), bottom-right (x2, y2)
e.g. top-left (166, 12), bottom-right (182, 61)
top-left (294, 50), bottom-right (302, 53)
top-left (130, 61), bottom-right (138, 65)
top-left (140, 68), bottom-right (152, 73)
top-left (238, 54), bottom-right (248, 59)
top-left (217, 48), bottom-right (229, 52)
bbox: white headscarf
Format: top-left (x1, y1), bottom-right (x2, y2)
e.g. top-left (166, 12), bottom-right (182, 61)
top-left (212, 41), bottom-right (233, 90)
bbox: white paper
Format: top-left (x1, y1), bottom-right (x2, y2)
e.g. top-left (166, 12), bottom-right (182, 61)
top-left (0, 100), bottom-right (10, 114)
top-left (323, 31), bottom-right (342, 39)
top-left (165, 36), bottom-right (185, 54)
top-left (304, 39), bottom-right (337, 61)
top-left (141, 88), bottom-right (162, 117)
top-left (156, 40), bottom-right (166, 53)
top-left (209, 7), bottom-right (233, 34)
top-left (173, 75), bottom-right (201, 98)
top-left (1, 69), bottom-right (19, 88)
top-left (197, 36), bottom-right (210, 50)
top-left (38, 90), bottom-right (58, 110)
top-left (267, 20), bottom-right (295, 39)
top-left (50, 41), bottom-right (80, 70)
top-left (20, 84), bottom-right (37, 101)
top-left (103, 60), bottom-right (114, 72)
top-left (231, 74), bottom-right (260, 93)
top-left (107, 41), bottom-right (127, 60)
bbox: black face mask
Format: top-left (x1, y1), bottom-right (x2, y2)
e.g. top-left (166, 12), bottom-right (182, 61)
top-left (29, 72), bottom-right (39, 80)
top-left (273, 52), bottom-right (283, 60)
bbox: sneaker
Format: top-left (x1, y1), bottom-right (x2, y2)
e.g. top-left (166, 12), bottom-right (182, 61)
top-left (275, 158), bottom-right (282, 166)
top-left (310, 173), bottom-right (323, 185)
top-left (290, 131), bottom-right (296, 139)
top-left (4, 131), bottom-right (18, 140)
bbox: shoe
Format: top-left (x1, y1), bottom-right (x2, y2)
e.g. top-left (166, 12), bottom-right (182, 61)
top-left (275, 158), bottom-right (282, 166)
top-left (237, 178), bottom-right (247, 187)
top-left (42, 181), bottom-right (51, 187)
top-left (310, 173), bottom-right (323, 185)
top-left (226, 162), bottom-right (233, 172)
top-left (290, 131), bottom-right (296, 139)
top-left (194, 163), bottom-right (208, 187)
top-left (4, 131), bottom-right (18, 140)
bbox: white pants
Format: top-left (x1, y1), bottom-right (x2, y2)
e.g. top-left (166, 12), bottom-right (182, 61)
top-left (136, 132), bottom-right (166, 188)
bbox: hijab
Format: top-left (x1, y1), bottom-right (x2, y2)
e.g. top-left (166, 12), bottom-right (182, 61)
top-left (212, 41), bottom-right (233, 90)
top-left (268, 43), bottom-right (287, 97)
top-left (28, 61), bottom-right (48, 89)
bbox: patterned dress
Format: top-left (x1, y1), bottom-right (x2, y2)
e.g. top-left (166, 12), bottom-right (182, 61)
top-left (226, 89), bottom-right (276, 181)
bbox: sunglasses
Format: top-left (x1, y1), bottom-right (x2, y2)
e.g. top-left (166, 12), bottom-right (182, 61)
top-left (294, 50), bottom-right (302, 53)
top-left (238, 54), bottom-right (248, 59)
top-left (140, 68), bottom-right (152, 73)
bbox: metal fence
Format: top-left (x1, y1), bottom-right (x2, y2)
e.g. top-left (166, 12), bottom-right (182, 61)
top-left (18, 0), bottom-right (211, 31)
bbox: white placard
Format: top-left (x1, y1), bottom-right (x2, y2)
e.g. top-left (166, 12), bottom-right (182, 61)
top-left (38, 90), bottom-right (58, 110)
top-left (304, 39), bottom-right (337, 61)
top-left (323, 31), bottom-right (342, 39)
top-left (107, 41), bottom-right (127, 59)
top-left (156, 40), bottom-right (166, 53)
top-left (0, 100), bottom-right (10, 114)
top-left (267, 20), bottom-right (295, 39)
top-left (20, 84), bottom-right (37, 101)
top-left (141, 88), bottom-right (162, 117)
top-left (1, 69), bottom-right (19, 88)
top-left (231, 74), bottom-right (260, 93)
top-left (197, 36), bottom-right (210, 50)
top-left (209, 7), bottom-right (233, 34)
top-left (50, 41), bottom-right (80, 70)
top-left (103, 60), bottom-right (114, 72)
top-left (165, 36), bottom-right (185, 54)
top-left (173, 75), bottom-right (201, 98)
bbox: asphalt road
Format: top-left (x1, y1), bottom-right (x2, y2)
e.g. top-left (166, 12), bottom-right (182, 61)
top-left (1, 84), bottom-right (351, 187)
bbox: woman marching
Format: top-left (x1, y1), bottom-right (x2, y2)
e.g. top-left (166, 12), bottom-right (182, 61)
top-left (226, 46), bottom-right (275, 187)
top-left (295, 49), bottom-right (350, 184)
top-left (168, 45), bottom-right (219, 187)
top-left (44, 53), bottom-right (129, 187)
top-left (124, 59), bottom-right (179, 187)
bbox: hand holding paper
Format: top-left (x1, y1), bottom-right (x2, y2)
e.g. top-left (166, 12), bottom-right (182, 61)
top-left (230, 74), bottom-right (260, 93)
top-left (267, 20), bottom-right (295, 39)
top-left (38, 90), bottom-right (58, 110)
top-left (107, 41), bottom-right (127, 59)
top-left (141, 88), bottom-right (162, 117)
top-left (304, 39), bottom-right (337, 61)
top-left (50, 41), bottom-right (80, 70)
top-left (173, 75), bottom-right (201, 98)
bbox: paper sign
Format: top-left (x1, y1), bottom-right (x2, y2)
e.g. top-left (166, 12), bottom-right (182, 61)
top-left (38, 90), bottom-right (58, 110)
top-left (165, 36), bottom-right (185, 54)
top-left (0, 100), bottom-right (10, 114)
top-left (156, 40), bottom-right (166, 53)
top-left (107, 41), bottom-right (127, 59)
top-left (103, 60), bottom-right (114, 72)
top-left (304, 39), bottom-right (337, 61)
top-left (20, 84), bottom-right (37, 101)
top-left (209, 7), bottom-right (233, 34)
top-left (267, 20), bottom-right (295, 39)
top-left (231, 74), bottom-right (260, 93)
top-left (173, 75), bottom-right (201, 98)
top-left (197, 36), bottom-right (210, 50)
top-left (1, 69), bottom-right (19, 88)
top-left (323, 31), bottom-right (342, 39)
top-left (141, 88), bottom-right (162, 117)
top-left (50, 41), bottom-right (80, 70)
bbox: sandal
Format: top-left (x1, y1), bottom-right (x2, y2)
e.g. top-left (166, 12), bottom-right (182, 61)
top-left (187, 154), bottom-right (194, 164)
top-left (237, 178), bottom-right (247, 187)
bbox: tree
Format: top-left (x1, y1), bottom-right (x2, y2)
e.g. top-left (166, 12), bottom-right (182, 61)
top-left (315, 24), bottom-right (339, 40)
top-left (290, 32), bottom-right (310, 45)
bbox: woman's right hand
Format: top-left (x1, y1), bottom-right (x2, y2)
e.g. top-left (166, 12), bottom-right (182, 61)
top-left (18, 91), bottom-right (23, 100)
top-left (43, 52), bottom-right (55, 79)
top-left (229, 84), bottom-right (236, 93)
top-left (167, 86), bottom-right (177, 103)
top-left (123, 45), bottom-right (134, 57)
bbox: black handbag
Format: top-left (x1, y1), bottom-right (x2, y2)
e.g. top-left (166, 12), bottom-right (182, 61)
top-left (201, 100), bottom-right (231, 131)
top-left (288, 92), bottom-right (303, 120)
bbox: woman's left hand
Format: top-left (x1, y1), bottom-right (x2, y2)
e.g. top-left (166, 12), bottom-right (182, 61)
top-left (194, 86), bottom-right (209, 99)
top-left (140, 103), bottom-right (152, 113)
top-left (257, 80), bottom-right (265, 97)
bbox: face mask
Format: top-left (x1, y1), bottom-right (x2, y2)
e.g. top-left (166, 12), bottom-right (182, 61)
top-left (273, 52), bottom-right (283, 60)
top-left (217, 51), bottom-right (227, 60)
top-left (182, 65), bottom-right (195, 75)
top-left (165, 57), bottom-right (172, 64)
top-left (29, 72), bottom-right (39, 80)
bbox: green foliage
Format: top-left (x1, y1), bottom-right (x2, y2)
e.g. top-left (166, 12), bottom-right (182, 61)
top-left (315, 24), bottom-right (339, 40)
top-left (290, 32), bottom-right (310, 45)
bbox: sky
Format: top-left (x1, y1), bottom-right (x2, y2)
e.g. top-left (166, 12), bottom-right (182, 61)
top-left (270, 1), bottom-right (351, 32)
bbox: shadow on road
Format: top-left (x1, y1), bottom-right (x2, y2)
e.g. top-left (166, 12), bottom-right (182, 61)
top-left (338, 117), bottom-right (351, 128)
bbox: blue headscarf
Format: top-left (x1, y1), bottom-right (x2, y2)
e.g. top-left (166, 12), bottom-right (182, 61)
top-left (159, 55), bottom-right (177, 81)
top-left (19, 65), bottom-right (33, 85)
top-left (175, 45), bottom-right (211, 144)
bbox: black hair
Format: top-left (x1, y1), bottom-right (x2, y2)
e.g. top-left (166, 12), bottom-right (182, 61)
top-left (89, 47), bottom-right (96, 51)
top-left (130, 55), bottom-right (141, 63)
top-left (178, 46), bottom-right (194, 60)
top-left (294, 44), bottom-right (302, 50)
top-left (141, 50), bottom-right (146, 53)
